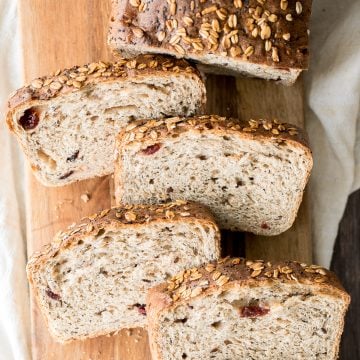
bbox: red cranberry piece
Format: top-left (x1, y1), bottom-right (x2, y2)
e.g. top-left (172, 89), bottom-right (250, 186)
top-left (261, 223), bottom-right (270, 229)
top-left (66, 150), bottom-right (79, 162)
top-left (46, 288), bottom-right (61, 301)
top-left (134, 303), bottom-right (146, 316)
top-left (59, 170), bottom-right (74, 180)
top-left (141, 144), bottom-right (161, 155)
top-left (240, 305), bottom-right (269, 318)
top-left (19, 108), bottom-right (39, 130)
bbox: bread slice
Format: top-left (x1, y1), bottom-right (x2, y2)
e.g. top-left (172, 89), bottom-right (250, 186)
top-left (115, 115), bottom-right (313, 235)
top-left (108, 0), bottom-right (312, 85)
top-left (26, 201), bottom-right (220, 343)
top-left (6, 55), bottom-right (206, 186)
top-left (147, 257), bottom-right (350, 360)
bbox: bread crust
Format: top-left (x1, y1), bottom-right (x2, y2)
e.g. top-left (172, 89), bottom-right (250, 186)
top-left (108, 0), bottom-right (312, 83)
top-left (6, 55), bottom-right (203, 118)
top-left (115, 115), bottom-right (313, 234)
top-left (26, 200), bottom-right (221, 343)
top-left (147, 257), bottom-right (350, 360)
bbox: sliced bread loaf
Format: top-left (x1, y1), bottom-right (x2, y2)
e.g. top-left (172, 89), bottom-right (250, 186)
top-left (115, 115), bottom-right (313, 235)
top-left (26, 201), bottom-right (220, 343)
top-left (147, 257), bottom-right (350, 360)
top-left (108, 0), bottom-right (312, 84)
top-left (6, 55), bottom-right (206, 186)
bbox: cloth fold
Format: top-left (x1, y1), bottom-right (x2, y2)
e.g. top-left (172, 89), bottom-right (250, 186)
top-left (0, 0), bottom-right (359, 359)
top-left (0, 2), bottom-right (30, 359)
top-left (305, 0), bottom-right (360, 266)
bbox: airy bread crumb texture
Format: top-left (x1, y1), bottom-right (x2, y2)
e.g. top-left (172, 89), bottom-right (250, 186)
top-left (7, 55), bottom-right (205, 186)
top-left (115, 115), bottom-right (313, 235)
top-left (27, 202), bottom-right (220, 343)
top-left (147, 257), bottom-right (350, 360)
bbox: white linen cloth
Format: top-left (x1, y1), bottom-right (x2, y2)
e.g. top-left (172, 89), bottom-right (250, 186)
top-left (0, 0), bottom-right (359, 359)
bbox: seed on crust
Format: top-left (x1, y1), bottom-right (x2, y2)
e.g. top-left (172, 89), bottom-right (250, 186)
top-left (31, 79), bottom-right (43, 89)
top-left (265, 40), bottom-right (272, 52)
top-left (251, 269), bottom-right (262, 277)
top-left (50, 81), bottom-right (62, 90)
top-left (234, 0), bottom-right (242, 9)
top-left (280, 0), bottom-right (288, 11)
top-left (157, 31), bottom-right (166, 42)
top-left (132, 27), bottom-right (144, 38)
top-left (183, 16), bottom-right (193, 26)
top-left (165, 210), bottom-right (175, 219)
top-left (216, 275), bottom-right (229, 286)
top-left (190, 287), bottom-right (203, 297)
top-left (130, 0), bottom-right (140, 7)
top-left (72, 80), bottom-right (82, 89)
top-left (272, 47), bottom-right (280, 62)
top-left (268, 14), bottom-right (278, 22)
top-left (205, 263), bottom-right (216, 272)
top-left (173, 44), bottom-right (185, 55)
top-left (283, 33), bottom-right (291, 41)
top-left (124, 211), bottom-right (137, 222)
top-left (260, 25), bottom-right (271, 40)
top-left (212, 270), bottom-right (221, 281)
top-left (296, 1), bottom-right (303, 14)
top-left (244, 45), bottom-right (254, 56)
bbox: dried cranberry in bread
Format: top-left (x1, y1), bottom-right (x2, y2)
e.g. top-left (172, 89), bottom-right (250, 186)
top-left (26, 201), bottom-right (220, 343)
top-left (108, 0), bottom-right (312, 84)
top-left (147, 257), bottom-right (350, 360)
top-left (115, 115), bottom-right (313, 235)
top-left (6, 55), bottom-right (206, 186)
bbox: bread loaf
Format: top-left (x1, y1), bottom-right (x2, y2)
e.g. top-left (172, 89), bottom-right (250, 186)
top-left (6, 55), bottom-right (206, 186)
top-left (108, 0), bottom-right (312, 84)
top-left (147, 257), bottom-right (350, 360)
top-left (115, 115), bottom-right (313, 235)
top-left (26, 201), bottom-right (220, 343)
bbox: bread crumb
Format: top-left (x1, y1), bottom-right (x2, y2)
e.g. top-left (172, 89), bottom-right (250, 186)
top-left (81, 193), bottom-right (90, 203)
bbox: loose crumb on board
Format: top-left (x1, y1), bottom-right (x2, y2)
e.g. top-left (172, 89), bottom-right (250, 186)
top-left (81, 193), bottom-right (91, 203)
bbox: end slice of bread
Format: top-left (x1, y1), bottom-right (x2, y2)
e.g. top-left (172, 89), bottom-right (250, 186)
top-left (6, 55), bottom-right (206, 186)
top-left (115, 115), bottom-right (313, 235)
top-left (147, 257), bottom-right (350, 360)
top-left (26, 201), bottom-right (220, 343)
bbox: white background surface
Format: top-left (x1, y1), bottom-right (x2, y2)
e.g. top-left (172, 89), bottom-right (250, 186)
top-left (0, 0), bottom-right (359, 359)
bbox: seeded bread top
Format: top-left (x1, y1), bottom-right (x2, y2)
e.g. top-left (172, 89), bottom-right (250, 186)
top-left (6, 54), bottom-right (202, 130)
top-left (109, 0), bottom-right (311, 69)
top-left (27, 201), bottom-right (219, 278)
top-left (151, 257), bottom-right (350, 306)
top-left (118, 115), bottom-right (311, 150)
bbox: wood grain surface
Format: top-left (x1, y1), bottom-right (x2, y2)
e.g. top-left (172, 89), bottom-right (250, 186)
top-left (19, 1), bottom-right (311, 359)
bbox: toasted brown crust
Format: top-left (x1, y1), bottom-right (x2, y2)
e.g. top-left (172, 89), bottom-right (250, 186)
top-left (6, 54), bottom-right (204, 132)
top-left (118, 114), bottom-right (311, 149)
top-left (27, 200), bottom-right (220, 278)
top-left (147, 257), bottom-right (350, 360)
top-left (109, 0), bottom-right (311, 70)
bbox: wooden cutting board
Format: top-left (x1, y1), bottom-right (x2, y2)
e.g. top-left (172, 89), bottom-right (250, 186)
top-left (19, 1), bottom-right (312, 359)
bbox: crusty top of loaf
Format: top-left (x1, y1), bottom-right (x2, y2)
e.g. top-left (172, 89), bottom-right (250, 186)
top-left (7, 54), bottom-right (202, 130)
top-left (27, 200), bottom-right (218, 278)
top-left (118, 115), bottom-right (311, 150)
top-left (150, 257), bottom-right (350, 307)
top-left (109, 0), bottom-right (311, 69)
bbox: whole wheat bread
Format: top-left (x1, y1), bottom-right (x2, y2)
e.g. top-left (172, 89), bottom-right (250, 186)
top-left (108, 0), bottom-right (312, 84)
top-left (115, 115), bottom-right (313, 235)
top-left (26, 201), bottom-right (220, 343)
top-left (147, 257), bottom-right (350, 360)
top-left (6, 55), bottom-right (206, 186)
